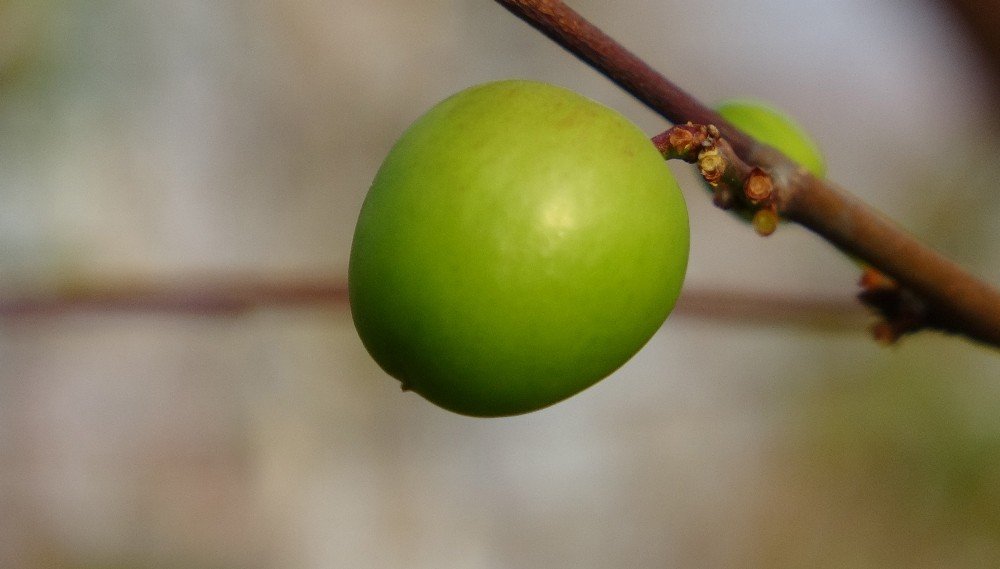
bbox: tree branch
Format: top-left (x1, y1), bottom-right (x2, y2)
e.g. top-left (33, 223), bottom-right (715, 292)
top-left (935, 0), bottom-right (1000, 100)
top-left (0, 275), bottom-right (864, 332)
top-left (495, 0), bottom-right (1000, 348)
top-left (0, 276), bottom-right (348, 317)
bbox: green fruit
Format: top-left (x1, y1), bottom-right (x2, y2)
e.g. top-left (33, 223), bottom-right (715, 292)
top-left (349, 80), bottom-right (689, 417)
top-left (716, 98), bottom-right (825, 178)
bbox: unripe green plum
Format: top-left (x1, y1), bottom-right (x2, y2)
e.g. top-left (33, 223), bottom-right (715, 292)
top-left (349, 80), bottom-right (689, 417)
top-left (716, 99), bottom-right (825, 178)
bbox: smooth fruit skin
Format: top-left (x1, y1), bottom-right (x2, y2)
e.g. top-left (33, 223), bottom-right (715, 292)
top-left (349, 80), bottom-right (689, 417)
top-left (716, 99), bottom-right (826, 178)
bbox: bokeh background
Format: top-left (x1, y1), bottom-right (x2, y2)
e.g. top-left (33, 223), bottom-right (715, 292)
top-left (2, 1), bottom-right (999, 568)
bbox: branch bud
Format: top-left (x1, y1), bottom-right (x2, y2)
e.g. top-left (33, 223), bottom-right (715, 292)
top-left (744, 168), bottom-right (773, 203)
top-left (752, 207), bottom-right (779, 236)
top-left (668, 127), bottom-right (696, 155)
top-left (698, 147), bottom-right (725, 186)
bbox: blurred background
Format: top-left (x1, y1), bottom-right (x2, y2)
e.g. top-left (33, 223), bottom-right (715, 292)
top-left (2, 1), bottom-right (999, 568)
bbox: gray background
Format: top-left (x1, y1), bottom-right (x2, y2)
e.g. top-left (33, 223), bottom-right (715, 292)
top-left (2, 1), bottom-right (999, 568)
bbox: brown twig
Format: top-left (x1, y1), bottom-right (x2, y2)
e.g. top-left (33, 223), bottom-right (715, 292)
top-left (0, 276), bottom-right (866, 331)
top-left (0, 276), bottom-right (348, 317)
top-left (494, 0), bottom-right (1000, 348)
top-left (653, 124), bottom-right (778, 235)
top-left (936, 0), bottom-right (1000, 101)
top-left (493, 0), bottom-right (763, 160)
top-left (674, 289), bottom-right (865, 332)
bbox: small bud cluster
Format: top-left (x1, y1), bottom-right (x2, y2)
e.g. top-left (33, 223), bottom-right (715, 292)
top-left (654, 123), bottom-right (778, 236)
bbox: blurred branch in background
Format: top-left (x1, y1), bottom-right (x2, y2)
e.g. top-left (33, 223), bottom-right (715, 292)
top-left (0, 275), bottom-right (866, 332)
top-left (0, 275), bottom-right (348, 317)
top-left (938, 0), bottom-right (1000, 102)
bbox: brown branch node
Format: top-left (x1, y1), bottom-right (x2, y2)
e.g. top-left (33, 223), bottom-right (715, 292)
top-left (697, 146), bottom-right (725, 186)
top-left (744, 168), bottom-right (773, 203)
top-left (857, 267), bottom-right (927, 344)
top-left (655, 124), bottom-right (779, 232)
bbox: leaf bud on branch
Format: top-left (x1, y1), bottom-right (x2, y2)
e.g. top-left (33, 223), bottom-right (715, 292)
top-left (654, 124), bottom-right (778, 236)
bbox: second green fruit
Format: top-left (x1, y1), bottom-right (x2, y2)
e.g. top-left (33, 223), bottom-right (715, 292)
top-left (716, 98), bottom-right (825, 178)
